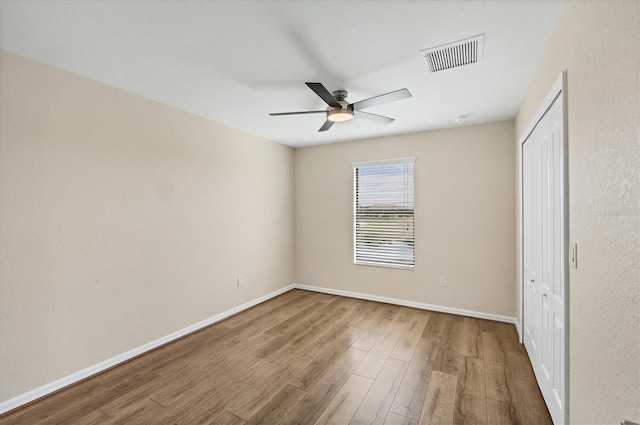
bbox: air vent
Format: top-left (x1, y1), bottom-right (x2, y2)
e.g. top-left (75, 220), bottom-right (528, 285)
top-left (420, 34), bottom-right (484, 73)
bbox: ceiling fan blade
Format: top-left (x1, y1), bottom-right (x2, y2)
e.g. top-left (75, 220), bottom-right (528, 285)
top-left (269, 110), bottom-right (327, 116)
top-left (355, 111), bottom-right (395, 124)
top-left (318, 120), bottom-right (335, 132)
top-left (349, 88), bottom-right (412, 111)
top-left (306, 82), bottom-right (341, 108)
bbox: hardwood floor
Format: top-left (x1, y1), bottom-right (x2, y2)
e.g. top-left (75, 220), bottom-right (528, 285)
top-left (0, 289), bottom-right (552, 424)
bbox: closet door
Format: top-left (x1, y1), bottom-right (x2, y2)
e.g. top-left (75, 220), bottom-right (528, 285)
top-left (523, 125), bottom-right (543, 368)
top-left (522, 89), bottom-right (566, 424)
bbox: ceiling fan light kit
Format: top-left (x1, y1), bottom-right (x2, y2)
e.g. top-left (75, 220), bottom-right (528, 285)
top-left (327, 108), bottom-right (354, 122)
top-left (270, 82), bottom-right (411, 132)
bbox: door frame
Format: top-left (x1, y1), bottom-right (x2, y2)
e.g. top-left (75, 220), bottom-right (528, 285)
top-left (518, 71), bottom-right (569, 424)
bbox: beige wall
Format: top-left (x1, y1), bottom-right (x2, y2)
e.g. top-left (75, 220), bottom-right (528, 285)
top-left (295, 121), bottom-right (516, 318)
top-left (0, 51), bottom-right (295, 402)
top-left (515, 1), bottom-right (640, 423)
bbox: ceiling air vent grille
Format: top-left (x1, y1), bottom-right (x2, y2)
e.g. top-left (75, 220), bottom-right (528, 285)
top-left (420, 34), bottom-right (484, 73)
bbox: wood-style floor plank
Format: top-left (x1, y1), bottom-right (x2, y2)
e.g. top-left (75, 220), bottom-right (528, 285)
top-left (486, 398), bottom-right (515, 425)
top-left (225, 339), bottom-right (327, 420)
top-left (224, 290), bottom-right (320, 334)
top-left (389, 337), bottom-right (437, 420)
top-left (351, 304), bottom-right (398, 351)
top-left (210, 411), bottom-right (247, 425)
top-left (418, 371), bottom-right (457, 425)
top-left (353, 319), bottom-right (406, 379)
top-left (314, 373), bottom-right (373, 425)
top-left (384, 411), bottom-right (416, 425)
top-left (460, 317), bottom-right (484, 359)
top-left (435, 315), bottom-right (465, 376)
top-left (244, 384), bottom-right (306, 425)
top-left (389, 310), bottom-right (431, 362)
top-left (288, 341), bottom-right (352, 391)
top-left (454, 357), bottom-right (487, 424)
top-left (502, 350), bottom-right (553, 424)
top-left (281, 347), bottom-right (367, 424)
top-left (484, 327), bottom-right (552, 425)
top-left (103, 396), bottom-right (177, 424)
top-left (66, 408), bottom-right (114, 425)
top-left (221, 289), bottom-right (309, 328)
top-left (485, 360), bottom-right (511, 403)
top-left (350, 357), bottom-right (408, 425)
top-left (319, 324), bottom-right (365, 349)
top-left (0, 289), bottom-right (552, 425)
top-left (264, 300), bottom-right (327, 337)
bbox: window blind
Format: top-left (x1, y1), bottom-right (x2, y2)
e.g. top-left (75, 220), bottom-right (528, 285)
top-left (353, 158), bottom-right (414, 268)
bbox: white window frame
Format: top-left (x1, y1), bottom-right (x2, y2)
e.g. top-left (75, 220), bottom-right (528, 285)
top-left (353, 157), bottom-right (415, 270)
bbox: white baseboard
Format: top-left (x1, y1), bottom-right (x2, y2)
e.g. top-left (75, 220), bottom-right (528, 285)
top-left (514, 318), bottom-right (523, 343)
top-left (0, 284), bottom-right (295, 415)
top-left (293, 283), bottom-right (518, 325)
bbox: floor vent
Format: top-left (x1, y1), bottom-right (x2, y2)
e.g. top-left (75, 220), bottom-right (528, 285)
top-left (420, 34), bottom-right (484, 73)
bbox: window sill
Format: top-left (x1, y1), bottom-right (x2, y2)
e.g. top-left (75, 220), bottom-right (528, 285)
top-left (354, 261), bottom-right (414, 270)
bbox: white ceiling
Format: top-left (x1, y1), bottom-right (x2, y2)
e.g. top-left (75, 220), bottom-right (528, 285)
top-left (0, 0), bottom-right (564, 148)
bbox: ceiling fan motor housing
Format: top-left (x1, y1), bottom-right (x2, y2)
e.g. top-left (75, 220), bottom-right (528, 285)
top-left (332, 90), bottom-right (348, 102)
top-left (327, 90), bottom-right (351, 110)
top-left (326, 89), bottom-right (354, 122)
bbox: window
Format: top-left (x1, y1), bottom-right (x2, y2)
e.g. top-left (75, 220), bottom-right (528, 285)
top-left (353, 158), bottom-right (414, 269)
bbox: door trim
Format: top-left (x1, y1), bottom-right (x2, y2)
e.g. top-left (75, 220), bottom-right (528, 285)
top-left (518, 71), bottom-right (569, 424)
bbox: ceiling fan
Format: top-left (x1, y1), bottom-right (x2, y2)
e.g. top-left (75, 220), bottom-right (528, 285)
top-left (269, 82), bottom-right (412, 132)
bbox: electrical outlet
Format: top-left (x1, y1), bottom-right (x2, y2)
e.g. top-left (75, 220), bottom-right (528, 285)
top-left (237, 275), bottom-right (245, 287)
top-left (439, 276), bottom-right (447, 287)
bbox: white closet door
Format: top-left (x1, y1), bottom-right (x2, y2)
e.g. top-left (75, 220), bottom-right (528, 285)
top-left (522, 90), bottom-right (566, 424)
top-left (523, 127), bottom-right (542, 367)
